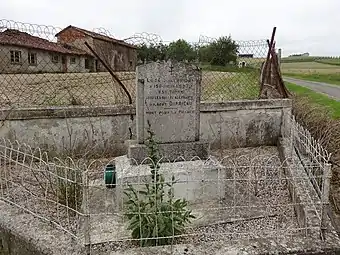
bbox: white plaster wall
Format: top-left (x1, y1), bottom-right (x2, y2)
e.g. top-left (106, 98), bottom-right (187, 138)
top-left (0, 45), bottom-right (87, 73)
top-left (0, 99), bottom-right (292, 156)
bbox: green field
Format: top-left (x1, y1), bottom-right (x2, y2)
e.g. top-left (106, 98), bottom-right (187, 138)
top-left (286, 82), bottom-right (340, 119)
top-left (200, 63), bottom-right (253, 73)
top-left (201, 71), bottom-right (259, 101)
top-left (281, 58), bottom-right (340, 85)
top-left (281, 61), bottom-right (340, 74)
top-left (281, 56), bottom-right (340, 64)
top-left (315, 58), bottom-right (340, 66)
top-left (200, 57), bottom-right (265, 72)
top-left (281, 56), bottom-right (321, 63)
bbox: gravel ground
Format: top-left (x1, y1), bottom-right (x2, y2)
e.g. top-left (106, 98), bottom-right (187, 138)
top-left (183, 146), bottom-right (299, 245)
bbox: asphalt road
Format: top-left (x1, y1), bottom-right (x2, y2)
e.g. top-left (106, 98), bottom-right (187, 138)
top-left (283, 77), bottom-right (340, 100)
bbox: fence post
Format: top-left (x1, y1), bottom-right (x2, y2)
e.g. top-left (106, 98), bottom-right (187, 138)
top-left (278, 48), bottom-right (282, 67)
top-left (290, 115), bottom-right (295, 160)
top-left (321, 163), bottom-right (332, 239)
top-left (82, 170), bottom-right (91, 254)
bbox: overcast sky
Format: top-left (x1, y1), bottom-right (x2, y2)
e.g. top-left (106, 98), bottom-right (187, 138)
top-left (1, 0), bottom-right (339, 57)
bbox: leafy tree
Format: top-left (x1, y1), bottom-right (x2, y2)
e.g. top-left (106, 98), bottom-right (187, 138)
top-left (167, 39), bottom-right (196, 62)
top-left (198, 45), bottom-right (213, 63)
top-left (136, 36), bottom-right (238, 65)
top-left (200, 36), bottom-right (239, 66)
top-left (209, 36), bottom-right (239, 66)
top-left (137, 43), bottom-right (168, 62)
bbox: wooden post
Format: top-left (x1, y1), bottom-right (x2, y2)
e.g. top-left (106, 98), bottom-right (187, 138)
top-left (278, 48), bottom-right (282, 67)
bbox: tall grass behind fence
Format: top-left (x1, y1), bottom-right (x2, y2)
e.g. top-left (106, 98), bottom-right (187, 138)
top-left (0, 20), bottom-right (268, 108)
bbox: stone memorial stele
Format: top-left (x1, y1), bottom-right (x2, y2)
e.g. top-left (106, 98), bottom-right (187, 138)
top-left (127, 60), bottom-right (209, 164)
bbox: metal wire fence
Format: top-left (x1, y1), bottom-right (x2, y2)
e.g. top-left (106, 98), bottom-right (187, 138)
top-left (0, 19), bottom-right (269, 108)
top-left (0, 138), bottom-right (84, 238)
top-left (0, 130), bottom-right (333, 253)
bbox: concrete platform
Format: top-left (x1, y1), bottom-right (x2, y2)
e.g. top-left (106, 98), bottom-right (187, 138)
top-left (115, 155), bottom-right (226, 208)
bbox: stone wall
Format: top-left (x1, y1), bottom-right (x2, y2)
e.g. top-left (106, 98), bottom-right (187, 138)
top-left (0, 99), bottom-right (292, 156)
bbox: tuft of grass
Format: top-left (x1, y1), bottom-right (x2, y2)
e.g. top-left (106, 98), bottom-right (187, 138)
top-left (56, 166), bottom-right (83, 213)
top-left (284, 73), bottom-right (340, 86)
top-left (286, 82), bottom-right (340, 119)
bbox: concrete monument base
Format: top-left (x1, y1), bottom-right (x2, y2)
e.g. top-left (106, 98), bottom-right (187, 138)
top-left (115, 155), bottom-right (226, 209)
top-left (126, 140), bottom-right (210, 165)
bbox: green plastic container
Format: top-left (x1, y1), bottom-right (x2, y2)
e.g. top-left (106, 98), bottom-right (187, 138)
top-left (104, 163), bottom-right (116, 188)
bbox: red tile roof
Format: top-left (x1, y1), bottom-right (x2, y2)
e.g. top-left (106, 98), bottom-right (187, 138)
top-left (0, 29), bottom-right (89, 55)
top-left (55, 25), bottom-right (137, 49)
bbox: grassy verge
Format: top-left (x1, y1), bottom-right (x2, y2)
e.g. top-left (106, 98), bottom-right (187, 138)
top-left (286, 82), bottom-right (340, 119)
top-left (288, 81), bottom-right (340, 217)
top-left (284, 73), bottom-right (340, 86)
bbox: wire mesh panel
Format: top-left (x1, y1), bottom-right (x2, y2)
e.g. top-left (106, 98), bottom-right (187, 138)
top-left (0, 19), bottom-right (269, 108)
top-left (197, 37), bottom-right (268, 102)
top-left (0, 138), bottom-right (84, 238)
top-left (290, 115), bottom-right (331, 199)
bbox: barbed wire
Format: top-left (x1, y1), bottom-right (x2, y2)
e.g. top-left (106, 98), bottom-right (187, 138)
top-left (123, 32), bottom-right (163, 46)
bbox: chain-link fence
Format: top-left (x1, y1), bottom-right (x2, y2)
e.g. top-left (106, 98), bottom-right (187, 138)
top-left (0, 20), bottom-right (269, 108)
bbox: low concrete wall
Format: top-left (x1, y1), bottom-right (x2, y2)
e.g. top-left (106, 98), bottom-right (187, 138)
top-left (0, 99), bottom-right (292, 156)
top-left (278, 138), bottom-right (322, 234)
top-left (0, 201), bottom-right (83, 255)
top-left (0, 228), bottom-right (44, 255)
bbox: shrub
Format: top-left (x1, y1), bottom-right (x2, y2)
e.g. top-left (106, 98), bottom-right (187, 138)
top-left (124, 121), bottom-right (195, 246)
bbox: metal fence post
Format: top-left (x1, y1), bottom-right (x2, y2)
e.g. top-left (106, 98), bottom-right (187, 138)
top-left (82, 170), bottom-right (91, 254)
top-left (321, 163), bottom-right (332, 239)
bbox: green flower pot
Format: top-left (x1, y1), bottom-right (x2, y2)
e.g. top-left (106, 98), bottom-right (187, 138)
top-left (104, 163), bottom-right (116, 188)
